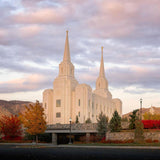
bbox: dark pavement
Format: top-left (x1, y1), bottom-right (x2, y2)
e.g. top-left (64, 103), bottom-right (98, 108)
top-left (0, 145), bottom-right (160, 160)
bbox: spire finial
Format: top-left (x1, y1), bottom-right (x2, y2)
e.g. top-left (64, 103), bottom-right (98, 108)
top-left (101, 46), bottom-right (104, 54)
top-left (99, 46), bottom-right (105, 77)
top-left (66, 30), bottom-right (68, 35)
top-left (63, 30), bottom-right (71, 62)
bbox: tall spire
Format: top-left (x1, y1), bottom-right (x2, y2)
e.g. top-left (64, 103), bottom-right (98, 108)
top-left (63, 30), bottom-right (71, 62)
top-left (99, 46), bottom-right (105, 77)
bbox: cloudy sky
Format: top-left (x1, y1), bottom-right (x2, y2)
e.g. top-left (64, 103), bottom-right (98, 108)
top-left (0, 0), bottom-right (160, 114)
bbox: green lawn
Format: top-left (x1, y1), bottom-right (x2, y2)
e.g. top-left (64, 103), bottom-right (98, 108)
top-left (72, 142), bottom-right (160, 146)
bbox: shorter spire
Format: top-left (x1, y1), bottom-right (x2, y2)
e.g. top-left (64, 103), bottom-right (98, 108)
top-left (99, 46), bottom-right (105, 77)
top-left (63, 30), bottom-right (71, 62)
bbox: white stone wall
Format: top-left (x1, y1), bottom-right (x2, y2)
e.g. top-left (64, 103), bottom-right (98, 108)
top-left (43, 89), bottom-right (53, 124)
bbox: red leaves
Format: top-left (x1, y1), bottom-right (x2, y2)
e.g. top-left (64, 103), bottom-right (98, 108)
top-left (102, 139), bottom-right (134, 144)
top-left (0, 115), bottom-right (22, 140)
top-left (142, 120), bottom-right (160, 129)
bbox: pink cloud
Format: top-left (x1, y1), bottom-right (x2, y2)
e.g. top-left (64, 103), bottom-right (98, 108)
top-left (0, 74), bottom-right (49, 93)
top-left (88, 0), bottom-right (160, 38)
top-left (19, 25), bottom-right (43, 38)
top-left (12, 7), bottom-right (69, 24)
top-left (0, 28), bottom-right (8, 38)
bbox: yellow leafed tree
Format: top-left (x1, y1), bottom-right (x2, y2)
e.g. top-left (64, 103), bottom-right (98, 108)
top-left (143, 112), bottom-right (160, 120)
top-left (19, 100), bottom-right (46, 143)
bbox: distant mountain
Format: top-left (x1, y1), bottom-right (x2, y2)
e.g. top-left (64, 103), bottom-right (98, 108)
top-left (0, 100), bottom-right (34, 119)
top-left (122, 106), bottom-right (160, 120)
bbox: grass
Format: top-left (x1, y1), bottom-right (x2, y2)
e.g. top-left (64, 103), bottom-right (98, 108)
top-left (72, 142), bottom-right (160, 146)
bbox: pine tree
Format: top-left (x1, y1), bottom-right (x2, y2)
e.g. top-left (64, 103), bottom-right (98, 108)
top-left (129, 109), bottom-right (139, 129)
top-left (75, 116), bottom-right (79, 123)
top-left (19, 101), bottom-right (46, 143)
top-left (97, 112), bottom-right (108, 138)
top-left (85, 118), bottom-right (92, 123)
top-left (109, 110), bottom-right (121, 132)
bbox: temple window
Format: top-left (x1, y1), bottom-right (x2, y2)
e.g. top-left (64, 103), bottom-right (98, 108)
top-left (78, 99), bottom-right (80, 106)
top-left (56, 112), bottom-right (61, 118)
top-left (56, 99), bottom-right (61, 107)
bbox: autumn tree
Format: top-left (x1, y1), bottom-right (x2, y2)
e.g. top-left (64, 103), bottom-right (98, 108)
top-left (143, 112), bottom-right (160, 120)
top-left (19, 101), bottom-right (46, 143)
top-left (97, 112), bottom-right (108, 138)
top-left (0, 115), bottom-right (22, 140)
top-left (109, 110), bottom-right (121, 132)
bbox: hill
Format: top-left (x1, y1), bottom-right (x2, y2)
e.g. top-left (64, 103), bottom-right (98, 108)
top-left (122, 106), bottom-right (160, 120)
top-left (0, 100), bottom-right (34, 119)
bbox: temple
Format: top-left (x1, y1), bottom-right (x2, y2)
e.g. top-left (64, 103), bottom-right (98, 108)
top-left (43, 31), bottom-right (122, 124)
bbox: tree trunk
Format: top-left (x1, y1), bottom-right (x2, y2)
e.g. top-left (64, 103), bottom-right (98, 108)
top-left (36, 135), bottom-right (38, 144)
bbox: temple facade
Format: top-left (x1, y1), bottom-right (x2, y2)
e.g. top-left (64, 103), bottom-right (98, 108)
top-left (43, 31), bottom-right (122, 124)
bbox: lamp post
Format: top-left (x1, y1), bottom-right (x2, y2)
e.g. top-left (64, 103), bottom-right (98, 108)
top-left (140, 98), bottom-right (143, 120)
top-left (69, 118), bottom-right (72, 144)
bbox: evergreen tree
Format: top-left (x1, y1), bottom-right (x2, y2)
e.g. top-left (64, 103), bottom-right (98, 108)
top-left (19, 100), bottom-right (46, 143)
top-left (85, 118), bottom-right (92, 123)
top-left (75, 116), bottom-right (79, 123)
top-left (109, 110), bottom-right (121, 132)
top-left (129, 109), bottom-right (139, 129)
top-left (97, 112), bottom-right (108, 138)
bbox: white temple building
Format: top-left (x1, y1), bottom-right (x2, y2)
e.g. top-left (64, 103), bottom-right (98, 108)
top-left (43, 31), bottom-right (122, 124)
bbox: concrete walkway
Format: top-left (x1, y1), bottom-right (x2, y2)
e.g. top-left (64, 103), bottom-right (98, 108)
top-left (0, 143), bottom-right (160, 149)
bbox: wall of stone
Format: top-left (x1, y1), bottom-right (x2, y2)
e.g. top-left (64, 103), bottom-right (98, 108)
top-left (47, 122), bottom-right (129, 131)
top-left (121, 122), bottom-right (129, 130)
top-left (106, 131), bottom-right (160, 141)
top-left (47, 123), bottom-right (97, 131)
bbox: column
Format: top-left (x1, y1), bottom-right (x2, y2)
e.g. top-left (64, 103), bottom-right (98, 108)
top-left (86, 133), bottom-right (90, 143)
top-left (52, 133), bottom-right (57, 145)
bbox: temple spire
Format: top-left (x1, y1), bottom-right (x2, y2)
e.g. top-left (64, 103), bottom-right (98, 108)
top-left (99, 46), bottom-right (105, 77)
top-left (63, 30), bottom-right (71, 62)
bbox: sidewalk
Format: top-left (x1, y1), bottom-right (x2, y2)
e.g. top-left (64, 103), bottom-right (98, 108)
top-left (59, 144), bottom-right (160, 149)
top-left (0, 143), bottom-right (160, 149)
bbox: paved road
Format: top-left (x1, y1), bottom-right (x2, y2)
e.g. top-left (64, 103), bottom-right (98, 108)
top-left (0, 145), bottom-right (160, 160)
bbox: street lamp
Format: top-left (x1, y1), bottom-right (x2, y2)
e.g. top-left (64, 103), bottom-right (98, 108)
top-left (140, 98), bottom-right (143, 120)
top-left (69, 118), bottom-right (72, 144)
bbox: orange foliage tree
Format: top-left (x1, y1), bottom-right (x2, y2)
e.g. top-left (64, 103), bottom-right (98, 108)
top-left (0, 115), bottom-right (22, 140)
top-left (143, 112), bottom-right (160, 120)
top-left (19, 101), bottom-right (46, 143)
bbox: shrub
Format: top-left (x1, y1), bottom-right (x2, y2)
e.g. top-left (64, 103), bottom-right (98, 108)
top-left (145, 139), bottom-right (153, 143)
top-left (102, 139), bottom-right (134, 144)
top-left (153, 140), bottom-right (159, 143)
top-left (142, 120), bottom-right (160, 129)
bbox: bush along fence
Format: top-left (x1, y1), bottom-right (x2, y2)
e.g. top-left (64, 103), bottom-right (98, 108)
top-left (142, 120), bottom-right (160, 129)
